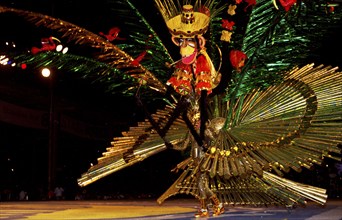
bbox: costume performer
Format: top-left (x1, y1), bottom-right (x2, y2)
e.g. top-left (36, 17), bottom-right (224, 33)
top-left (163, 4), bottom-right (224, 217)
top-left (69, 0), bottom-right (341, 218)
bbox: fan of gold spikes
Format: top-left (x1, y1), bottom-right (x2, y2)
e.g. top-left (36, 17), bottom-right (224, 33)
top-left (157, 64), bottom-right (341, 206)
top-left (79, 63), bottom-right (341, 207)
top-left (77, 104), bottom-right (190, 187)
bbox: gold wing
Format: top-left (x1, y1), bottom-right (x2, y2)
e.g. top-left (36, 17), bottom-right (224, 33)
top-left (78, 104), bottom-right (188, 186)
top-left (157, 64), bottom-right (342, 206)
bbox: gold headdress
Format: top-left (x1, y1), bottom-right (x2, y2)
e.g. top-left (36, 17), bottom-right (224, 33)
top-left (154, 0), bottom-right (211, 38)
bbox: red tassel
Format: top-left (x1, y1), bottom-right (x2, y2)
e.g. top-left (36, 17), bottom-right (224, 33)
top-left (176, 79), bottom-right (192, 95)
top-left (195, 81), bottom-right (212, 94)
top-left (195, 55), bottom-right (210, 75)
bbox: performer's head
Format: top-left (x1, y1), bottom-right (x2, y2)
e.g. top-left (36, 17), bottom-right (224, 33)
top-left (166, 5), bottom-right (210, 64)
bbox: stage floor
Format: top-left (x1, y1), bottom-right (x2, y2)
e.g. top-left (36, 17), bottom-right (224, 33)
top-left (1, 198), bottom-right (341, 219)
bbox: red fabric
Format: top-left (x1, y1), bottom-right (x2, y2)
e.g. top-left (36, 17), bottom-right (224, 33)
top-left (279, 0), bottom-right (297, 12)
top-left (167, 54), bottom-right (213, 95)
top-left (195, 81), bottom-right (212, 94)
top-left (175, 61), bottom-right (192, 73)
top-left (176, 79), bottom-right (192, 95)
top-left (167, 76), bottom-right (180, 87)
top-left (195, 55), bottom-right (210, 76)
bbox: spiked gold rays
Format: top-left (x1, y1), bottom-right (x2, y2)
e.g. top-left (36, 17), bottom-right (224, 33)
top-left (222, 64), bottom-right (342, 177)
top-left (154, 0), bottom-right (225, 25)
top-left (158, 64), bottom-right (341, 206)
top-left (78, 105), bottom-right (188, 187)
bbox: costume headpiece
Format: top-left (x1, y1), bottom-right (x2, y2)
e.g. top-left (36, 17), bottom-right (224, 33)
top-left (167, 5), bottom-right (209, 38)
top-left (154, 0), bottom-right (210, 38)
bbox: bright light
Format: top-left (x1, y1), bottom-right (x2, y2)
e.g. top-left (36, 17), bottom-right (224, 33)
top-left (56, 44), bottom-right (68, 54)
top-left (0, 56), bottom-right (9, 65)
top-left (56, 44), bottom-right (63, 52)
top-left (62, 47), bottom-right (68, 54)
top-left (41, 68), bottom-right (51, 77)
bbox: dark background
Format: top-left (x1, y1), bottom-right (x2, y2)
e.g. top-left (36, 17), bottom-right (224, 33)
top-left (0, 0), bottom-right (341, 201)
top-left (0, 0), bottom-right (188, 201)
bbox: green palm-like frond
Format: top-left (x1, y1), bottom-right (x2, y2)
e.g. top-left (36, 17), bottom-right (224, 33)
top-left (228, 0), bottom-right (342, 99)
top-left (10, 51), bottom-right (137, 94)
top-left (104, 0), bottom-right (174, 84)
top-left (222, 0), bottom-right (342, 126)
top-left (0, 5), bottom-right (168, 98)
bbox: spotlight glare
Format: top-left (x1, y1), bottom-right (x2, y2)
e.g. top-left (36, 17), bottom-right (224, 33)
top-left (62, 47), bottom-right (68, 54)
top-left (56, 44), bottom-right (63, 52)
top-left (41, 68), bottom-right (51, 77)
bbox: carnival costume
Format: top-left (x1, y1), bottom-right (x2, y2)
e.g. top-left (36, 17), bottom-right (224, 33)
top-left (1, 0), bottom-right (341, 218)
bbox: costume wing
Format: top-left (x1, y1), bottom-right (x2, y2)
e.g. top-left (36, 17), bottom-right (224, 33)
top-left (156, 0), bottom-right (342, 206)
top-left (226, 0), bottom-right (342, 98)
top-left (157, 64), bottom-right (342, 206)
top-left (78, 103), bottom-right (189, 186)
top-left (217, 1), bottom-right (342, 181)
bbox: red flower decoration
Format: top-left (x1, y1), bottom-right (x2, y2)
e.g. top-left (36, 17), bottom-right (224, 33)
top-left (229, 50), bottom-right (247, 70)
top-left (131, 50), bottom-right (147, 67)
top-left (99, 27), bottom-right (126, 42)
top-left (244, 0), bottom-right (257, 12)
top-left (31, 37), bottom-right (56, 55)
top-left (279, 0), bottom-right (297, 12)
top-left (328, 4), bottom-right (335, 13)
top-left (235, 0), bottom-right (243, 4)
top-left (222, 19), bottom-right (235, 31)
